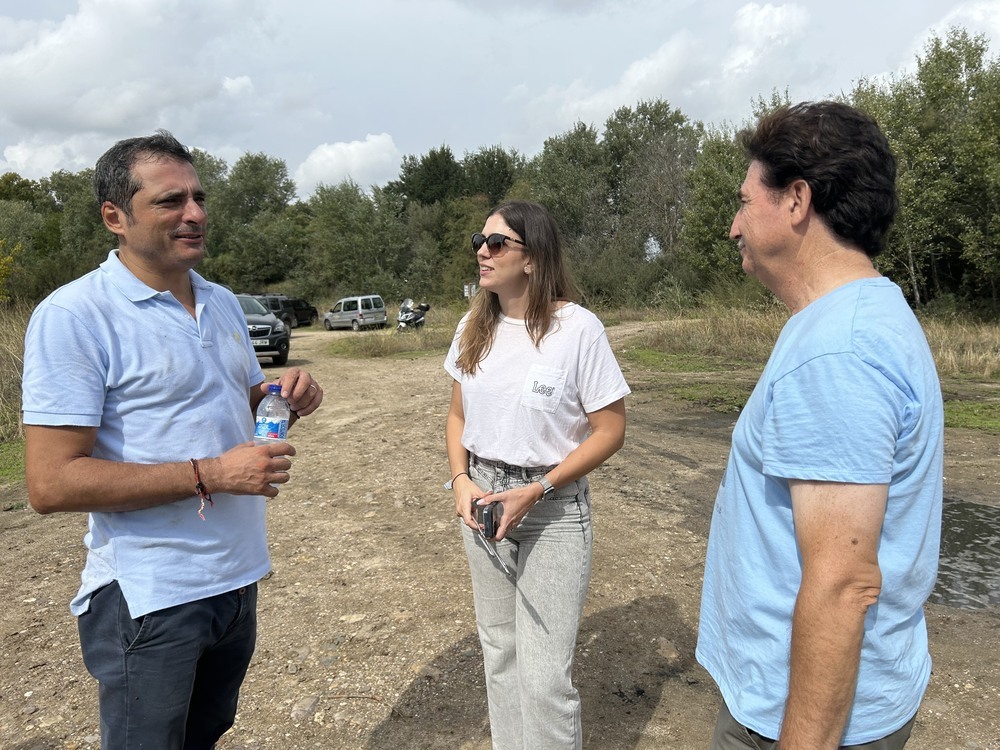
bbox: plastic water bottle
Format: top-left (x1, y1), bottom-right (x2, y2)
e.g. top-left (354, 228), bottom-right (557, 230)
top-left (253, 384), bottom-right (290, 445)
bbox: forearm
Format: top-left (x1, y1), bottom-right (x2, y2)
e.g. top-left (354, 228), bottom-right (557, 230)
top-left (545, 399), bottom-right (626, 490)
top-left (28, 455), bottom-right (206, 514)
top-left (445, 410), bottom-right (469, 479)
top-left (780, 579), bottom-right (870, 748)
top-left (26, 425), bottom-right (290, 514)
top-left (546, 426), bottom-right (622, 489)
top-left (782, 480), bottom-right (886, 749)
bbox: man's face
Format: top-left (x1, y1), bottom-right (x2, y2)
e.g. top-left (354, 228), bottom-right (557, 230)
top-left (730, 160), bottom-right (788, 280)
top-left (115, 156), bottom-right (207, 275)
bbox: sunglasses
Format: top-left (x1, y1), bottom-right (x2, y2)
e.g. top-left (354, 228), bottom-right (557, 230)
top-left (471, 232), bottom-right (527, 258)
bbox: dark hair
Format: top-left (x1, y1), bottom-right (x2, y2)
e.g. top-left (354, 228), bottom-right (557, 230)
top-left (93, 129), bottom-right (193, 220)
top-left (740, 101), bottom-right (898, 257)
top-left (456, 200), bottom-right (579, 375)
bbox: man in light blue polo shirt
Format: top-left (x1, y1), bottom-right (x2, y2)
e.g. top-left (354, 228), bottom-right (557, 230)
top-left (21, 131), bottom-right (324, 750)
top-left (696, 102), bottom-right (943, 749)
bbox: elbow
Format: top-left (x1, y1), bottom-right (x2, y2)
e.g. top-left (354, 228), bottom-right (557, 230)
top-left (26, 476), bottom-right (66, 515)
top-left (612, 431), bottom-right (626, 454)
top-left (28, 493), bottom-right (60, 515)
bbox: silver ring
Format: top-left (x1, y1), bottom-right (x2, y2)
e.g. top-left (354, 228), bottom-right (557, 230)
top-left (309, 383), bottom-right (317, 390)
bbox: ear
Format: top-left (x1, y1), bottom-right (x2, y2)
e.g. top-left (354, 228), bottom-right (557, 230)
top-left (787, 179), bottom-right (812, 227)
top-left (100, 201), bottom-right (127, 237)
top-left (524, 264), bottom-right (532, 274)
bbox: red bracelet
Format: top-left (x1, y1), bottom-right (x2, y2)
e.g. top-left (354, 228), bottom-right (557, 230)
top-left (190, 458), bottom-right (213, 520)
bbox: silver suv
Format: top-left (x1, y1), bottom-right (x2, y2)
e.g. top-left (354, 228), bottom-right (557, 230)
top-left (323, 295), bottom-right (387, 331)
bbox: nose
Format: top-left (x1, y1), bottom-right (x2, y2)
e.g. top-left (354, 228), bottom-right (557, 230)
top-left (184, 198), bottom-right (207, 225)
top-left (729, 213), bottom-right (741, 241)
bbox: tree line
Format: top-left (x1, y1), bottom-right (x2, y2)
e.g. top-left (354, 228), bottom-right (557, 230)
top-left (0, 28), bottom-right (997, 313)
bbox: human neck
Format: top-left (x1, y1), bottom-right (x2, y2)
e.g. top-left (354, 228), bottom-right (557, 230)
top-left (497, 290), bottom-right (531, 320)
top-left (777, 241), bottom-right (879, 313)
top-left (117, 249), bottom-right (196, 312)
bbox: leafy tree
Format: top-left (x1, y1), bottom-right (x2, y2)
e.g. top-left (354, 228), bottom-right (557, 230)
top-left (676, 129), bottom-right (746, 293)
top-left (389, 146), bottom-right (465, 208)
top-left (855, 28), bottom-right (1000, 308)
top-left (530, 122), bottom-right (609, 243)
top-left (462, 145), bottom-right (526, 206)
top-left (0, 173), bottom-right (41, 205)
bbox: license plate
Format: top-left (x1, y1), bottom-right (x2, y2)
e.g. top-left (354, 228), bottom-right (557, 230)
top-left (252, 340), bottom-right (269, 348)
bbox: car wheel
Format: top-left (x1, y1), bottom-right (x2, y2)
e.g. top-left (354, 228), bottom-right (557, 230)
top-left (273, 341), bottom-right (289, 366)
top-left (324, 319), bottom-right (333, 330)
top-left (352, 320), bottom-right (360, 332)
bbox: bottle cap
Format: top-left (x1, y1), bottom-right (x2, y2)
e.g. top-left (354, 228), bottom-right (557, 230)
top-left (268, 383), bottom-right (282, 394)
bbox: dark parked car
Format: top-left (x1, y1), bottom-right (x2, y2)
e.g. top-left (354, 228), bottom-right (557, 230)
top-left (237, 294), bottom-right (290, 365)
top-left (253, 294), bottom-right (298, 329)
top-left (288, 297), bottom-right (319, 327)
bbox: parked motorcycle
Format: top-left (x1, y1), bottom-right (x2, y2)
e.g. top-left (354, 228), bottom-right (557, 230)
top-left (396, 298), bottom-right (430, 332)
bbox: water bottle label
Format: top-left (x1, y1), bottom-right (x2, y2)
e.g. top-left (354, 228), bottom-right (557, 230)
top-left (254, 416), bottom-right (288, 441)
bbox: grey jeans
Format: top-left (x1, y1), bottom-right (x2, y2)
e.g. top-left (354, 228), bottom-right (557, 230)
top-left (462, 457), bottom-right (593, 750)
top-left (712, 699), bottom-right (916, 750)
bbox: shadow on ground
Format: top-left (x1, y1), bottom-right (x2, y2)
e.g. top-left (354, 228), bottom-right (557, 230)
top-left (367, 594), bottom-right (699, 749)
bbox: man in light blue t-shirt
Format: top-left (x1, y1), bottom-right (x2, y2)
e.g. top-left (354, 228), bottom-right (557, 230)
top-left (21, 131), bottom-right (324, 750)
top-left (696, 102), bottom-right (943, 750)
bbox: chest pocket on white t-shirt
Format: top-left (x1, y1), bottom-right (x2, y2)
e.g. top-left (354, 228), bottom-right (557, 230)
top-left (520, 364), bottom-right (567, 414)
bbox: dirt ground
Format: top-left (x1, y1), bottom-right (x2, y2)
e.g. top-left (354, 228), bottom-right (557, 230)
top-left (2, 323), bottom-right (998, 749)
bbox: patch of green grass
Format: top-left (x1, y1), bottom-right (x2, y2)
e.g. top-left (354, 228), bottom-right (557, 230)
top-left (668, 383), bottom-right (752, 413)
top-left (325, 327), bottom-right (453, 358)
top-left (944, 399), bottom-right (1000, 432)
top-left (0, 438), bottom-right (24, 484)
top-left (622, 348), bottom-right (719, 373)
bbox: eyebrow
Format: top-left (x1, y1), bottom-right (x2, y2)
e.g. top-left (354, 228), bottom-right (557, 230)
top-left (156, 189), bottom-right (206, 203)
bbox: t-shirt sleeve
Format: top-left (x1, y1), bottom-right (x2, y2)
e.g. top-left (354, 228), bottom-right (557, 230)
top-left (762, 352), bottom-right (903, 484)
top-left (22, 302), bottom-right (108, 427)
top-left (577, 324), bottom-right (630, 413)
top-left (443, 317), bottom-right (467, 382)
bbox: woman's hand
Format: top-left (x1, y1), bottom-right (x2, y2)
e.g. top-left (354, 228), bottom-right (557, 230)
top-left (454, 474), bottom-right (493, 531)
top-left (488, 482), bottom-right (544, 541)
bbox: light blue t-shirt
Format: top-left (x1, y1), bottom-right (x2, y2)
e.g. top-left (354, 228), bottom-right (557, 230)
top-left (696, 278), bottom-right (943, 744)
top-left (22, 250), bottom-right (269, 618)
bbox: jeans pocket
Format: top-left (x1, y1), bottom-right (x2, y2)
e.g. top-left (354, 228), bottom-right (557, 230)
top-left (122, 608), bottom-right (154, 653)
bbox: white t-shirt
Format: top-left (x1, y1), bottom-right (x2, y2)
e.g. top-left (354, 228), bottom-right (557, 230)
top-left (444, 303), bottom-right (630, 467)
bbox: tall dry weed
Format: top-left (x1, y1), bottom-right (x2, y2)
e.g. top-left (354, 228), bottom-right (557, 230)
top-left (0, 304), bottom-right (30, 443)
top-left (921, 316), bottom-right (1000, 379)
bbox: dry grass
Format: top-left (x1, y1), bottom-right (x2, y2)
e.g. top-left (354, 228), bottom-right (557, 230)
top-left (622, 305), bottom-right (787, 365)
top-left (0, 304), bottom-right (29, 443)
top-left (921, 316), bottom-right (1000, 379)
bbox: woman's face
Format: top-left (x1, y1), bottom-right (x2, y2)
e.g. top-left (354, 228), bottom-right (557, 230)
top-left (475, 213), bottom-right (530, 300)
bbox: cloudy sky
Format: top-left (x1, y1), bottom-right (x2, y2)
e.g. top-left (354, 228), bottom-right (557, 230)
top-left (1, 0), bottom-right (998, 198)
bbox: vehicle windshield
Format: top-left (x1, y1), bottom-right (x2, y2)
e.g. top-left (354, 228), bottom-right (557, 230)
top-left (237, 295), bottom-right (268, 315)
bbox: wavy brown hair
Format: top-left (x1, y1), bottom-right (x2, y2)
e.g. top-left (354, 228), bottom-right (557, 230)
top-left (455, 201), bottom-right (579, 375)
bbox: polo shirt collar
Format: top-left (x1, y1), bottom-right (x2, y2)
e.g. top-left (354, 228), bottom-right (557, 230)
top-left (99, 249), bottom-right (213, 302)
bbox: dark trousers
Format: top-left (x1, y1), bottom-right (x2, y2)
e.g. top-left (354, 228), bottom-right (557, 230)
top-left (712, 699), bottom-right (916, 749)
top-left (78, 580), bottom-right (258, 750)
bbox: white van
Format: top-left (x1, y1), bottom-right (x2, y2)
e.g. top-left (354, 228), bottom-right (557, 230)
top-left (323, 295), bottom-right (387, 331)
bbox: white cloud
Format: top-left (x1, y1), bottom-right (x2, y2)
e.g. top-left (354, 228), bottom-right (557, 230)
top-left (223, 76), bottom-right (253, 97)
top-left (1, 0), bottom-right (997, 196)
top-left (1, 133), bottom-right (101, 176)
top-left (294, 133), bottom-right (401, 197)
top-left (723, 3), bottom-right (811, 77)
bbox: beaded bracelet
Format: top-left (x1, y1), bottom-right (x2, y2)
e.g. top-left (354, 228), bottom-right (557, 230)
top-left (190, 458), bottom-right (213, 520)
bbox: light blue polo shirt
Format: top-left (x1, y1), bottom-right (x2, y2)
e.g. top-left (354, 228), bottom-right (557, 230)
top-left (696, 278), bottom-right (943, 744)
top-left (22, 250), bottom-right (269, 618)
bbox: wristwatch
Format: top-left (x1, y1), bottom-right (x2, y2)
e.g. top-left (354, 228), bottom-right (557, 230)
top-left (537, 476), bottom-right (555, 498)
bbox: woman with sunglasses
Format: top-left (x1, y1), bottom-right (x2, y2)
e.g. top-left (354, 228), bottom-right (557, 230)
top-left (445, 200), bottom-right (629, 749)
